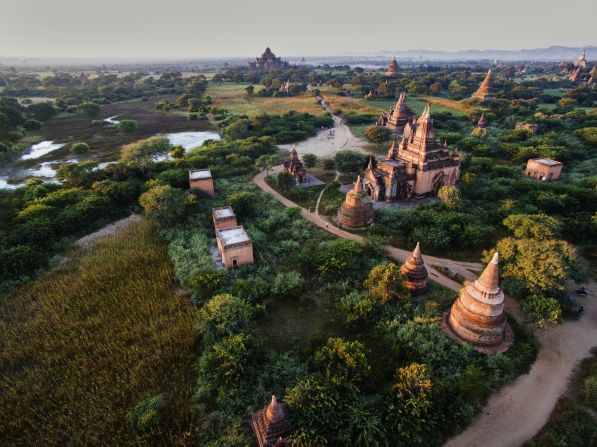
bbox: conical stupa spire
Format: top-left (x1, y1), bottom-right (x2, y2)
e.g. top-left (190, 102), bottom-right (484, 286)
top-left (400, 241), bottom-right (428, 294)
top-left (266, 395), bottom-right (283, 422)
top-left (353, 175), bottom-right (362, 193)
top-left (367, 157), bottom-right (374, 170)
top-left (477, 252), bottom-right (499, 292)
top-left (412, 241), bottom-right (421, 259)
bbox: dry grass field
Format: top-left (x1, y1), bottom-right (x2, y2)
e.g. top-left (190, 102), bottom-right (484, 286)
top-left (0, 220), bottom-right (198, 446)
top-left (207, 83), bottom-right (325, 116)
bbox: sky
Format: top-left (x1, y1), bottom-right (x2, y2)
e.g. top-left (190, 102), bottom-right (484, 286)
top-left (2, 0), bottom-right (596, 58)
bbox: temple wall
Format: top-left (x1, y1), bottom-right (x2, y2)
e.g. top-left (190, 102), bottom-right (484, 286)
top-left (190, 178), bottom-right (215, 196)
top-left (525, 161), bottom-right (562, 181)
top-left (220, 244), bottom-right (254, 269)
top-left (413, 165), bottom-right (460, 196)
top-left (213, 216), bottom-right (237, 231)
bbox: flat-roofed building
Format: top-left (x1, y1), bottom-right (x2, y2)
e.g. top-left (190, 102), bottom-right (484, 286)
top-left (189, 169), bottom-right (214, 196)
top-left (525, 158), bottom-right (563, 181)
top-left (216, 225), bottom-right (254, 269)
top-left (212, 206), bottom-right (237, 230)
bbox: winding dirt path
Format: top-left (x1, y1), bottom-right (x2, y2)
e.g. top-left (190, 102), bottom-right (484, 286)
top-left (445, 283), bottom-right (597, 447)
top-left (252, 169), bottom-right (597, 447)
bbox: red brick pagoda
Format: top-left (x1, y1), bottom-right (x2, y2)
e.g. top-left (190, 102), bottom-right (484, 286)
top-left (442, 252), bottom-right (513, 354)
top-left (337, 175), bottom-right (374, 229)
top-left (400, 242), bottom-right (428, 294)
top-left (251, 395), bottom-right (292, 447)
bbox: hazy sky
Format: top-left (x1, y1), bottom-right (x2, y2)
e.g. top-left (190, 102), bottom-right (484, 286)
top-left (2, 0), bottom-right (596, 58)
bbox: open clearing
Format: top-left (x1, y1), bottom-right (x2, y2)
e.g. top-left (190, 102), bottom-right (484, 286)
top-left (207, 83), bottom-right (325, 116)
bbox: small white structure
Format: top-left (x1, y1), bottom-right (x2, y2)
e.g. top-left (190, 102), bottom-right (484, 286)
top-left (216, 226), bottom-right (254, 269)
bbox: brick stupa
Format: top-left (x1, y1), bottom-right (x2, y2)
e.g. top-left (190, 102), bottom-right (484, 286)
top-left (442, 252), bottom-right (513, 354)
top-left (400, 242), bottom-right (428, 294)
top-left (336, 175), bottom-right (374, 229)
top-left (475, 112), bottom-right (488, 129)
top-left (251, 395), bottom-right (292, 447)
top-left (471, 69), bottom-right (497, 101)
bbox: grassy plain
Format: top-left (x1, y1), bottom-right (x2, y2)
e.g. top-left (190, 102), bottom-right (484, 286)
top-left (207, 83), bottom-right (325, 116)
top-left (0, 220), bottom-right (198, 446)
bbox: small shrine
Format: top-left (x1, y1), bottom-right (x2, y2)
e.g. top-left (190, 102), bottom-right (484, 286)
top-left (216, 226), bottom-right (254, 269)
top-left (400, 242), bottom-right (428, 294)
top-left (386, 57), bottom-right (399, 76)
top-left (189, 169), bottom-right (214, 196)
top-left (251, 395), bottom-right (292, 447)
top-left (525, 158), bottom-right (563, 181)
top-left (475, 112), bottom-right (488, 129)
top-left (212, 206), bottom-right (237, 231)
top-left (283, 146), bottom-right (307, 184)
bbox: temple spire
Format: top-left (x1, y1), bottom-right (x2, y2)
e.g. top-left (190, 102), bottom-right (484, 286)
top-left (478, 252), bottom-right (499, 291)
top-left (353, 175), bottom-right (363, 193)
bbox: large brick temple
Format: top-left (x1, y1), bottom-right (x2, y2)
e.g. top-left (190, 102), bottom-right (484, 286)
top-left (442, 252), bottom-right (513, 354)
top-left (249, 47), bottom-right (289, 70)
top-left (251, 395), bottom-right (292, 447)
top-left (364, 104), bottom-right (460, 201)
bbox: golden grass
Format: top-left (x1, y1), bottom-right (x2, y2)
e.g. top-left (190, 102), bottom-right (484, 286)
top-left (207, 83), bottom-right (325, 116)
top-left (0, 220), bottom-right (197, 446)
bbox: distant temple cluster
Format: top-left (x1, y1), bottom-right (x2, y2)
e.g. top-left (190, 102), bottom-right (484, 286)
top-left (471, 68), bottom-right (497, 101)
top-left (366, 105), bottom-right (460, 201)
top-left (249, 47), bottom-right (290, 71)
top-left (563, 50), bottom-right (595, 87)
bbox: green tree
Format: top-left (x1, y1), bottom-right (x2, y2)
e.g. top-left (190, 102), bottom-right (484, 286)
top-left (139, 185), bottom-right (195, 227)
top-left (128, 394), bottom-right (167, 432)
top-left (334, 150), bottom-right (366, 175)
top-left (392, 362), bottom-right (433, 416)
top-left (364, 263), bottom-right (407, 303)
top-left (187, 268), bottom-right (227, 301)
top-left (245, 85), bottom-right (255, 97)
top-left (78, 101), bottom-right (101, 119)
top-left (120, 136), bottom-right (171, 167)
top-left (277, 171), bottom-right (296, 191)
top-left (117, 119), bottom-right (139, 134)
top-left (315, 239), bottom-right (363, 280)
top-left (23, 119), bottom-right (42, 131)
top-left (314, 337), bottom-right (370, 382)
top-left (196, 294), bottom-right (253, 344)
top-left (364, 126), bottom-right (391, 144)
top-left (224, 119), bottom-right (250, 140)
top-left (520, 295), bottom-right (562, 329)
top-left (437, 185), bottom-right (461, 208)
top-left (302, 153), bottom-right (317, 168)
top-left (503, 213), bottom-right (561, 240)
top-left (70, 142), bottom-right (89, 155)
top-left (226, 191), bottom-right (254, 219)
top-left (169, 145), bottom-right (185, 159)
top-left (27, 101), bottom-right (56, 121)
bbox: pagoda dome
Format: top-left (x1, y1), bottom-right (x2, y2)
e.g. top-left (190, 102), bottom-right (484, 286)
top-left (336, 175), bottom-right (374, 229)
top-left (442, 252), bottom-right (513, 354)
top-left (400, 242), bottom-right (428, 294)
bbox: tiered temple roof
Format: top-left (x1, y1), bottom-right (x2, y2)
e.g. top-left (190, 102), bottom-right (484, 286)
top-left (396, 104), bottom-right (460, 172)
top-left (377, 92), bottom-right (415, 133)
top-left (442, 252), bottom-right (513, 354)
top-left (386, 57), bottom-right (399, 76)
top-left (471, 69), bottom-right (497, 101)
top-left (251, 396), bottom-right (292, 447)
top-left (337, 175), bottom-right (374, 228)
top-left (400, 242), bottom-right (428, 294)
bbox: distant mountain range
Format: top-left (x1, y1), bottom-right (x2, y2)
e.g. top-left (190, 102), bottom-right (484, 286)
top-left (369, 46), bottom-right (596, 61)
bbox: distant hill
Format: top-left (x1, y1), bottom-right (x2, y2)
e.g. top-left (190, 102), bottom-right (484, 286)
top-left (371, 45), bottom-right (597, 61)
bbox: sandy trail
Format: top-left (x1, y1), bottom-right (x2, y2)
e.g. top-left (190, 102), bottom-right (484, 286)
top-left (278, 97), bottom-right (368, 158)
top-left (444, 282), bottom-right (597, 447)
top-left (75, 214), bottom-right (141, 249)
